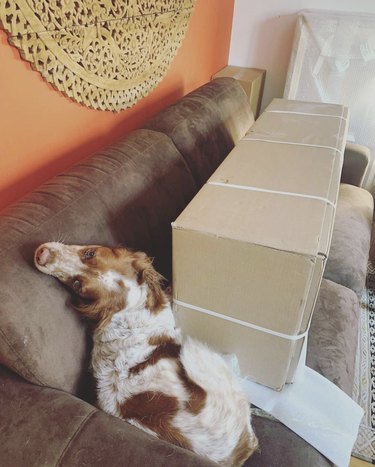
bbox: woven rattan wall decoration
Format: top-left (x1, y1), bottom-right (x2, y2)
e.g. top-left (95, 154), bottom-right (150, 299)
top-left (0, 0), bottom-right (196, 111)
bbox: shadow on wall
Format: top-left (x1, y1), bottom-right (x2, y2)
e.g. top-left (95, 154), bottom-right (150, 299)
top-left (247, 13), bottom-right (298, 110)
top-left (0, 85), bottom-right (185, 211)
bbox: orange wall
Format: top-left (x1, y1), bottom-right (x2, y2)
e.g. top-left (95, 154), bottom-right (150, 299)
top-left (0, 0), bottom-right (235, 211)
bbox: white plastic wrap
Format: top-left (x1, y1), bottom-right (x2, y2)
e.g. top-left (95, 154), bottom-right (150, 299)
top-left (224, 347), bottom-right (363, 467)
top-left (242, 366), bottom-right (363, 467)
top-left (284, 9), bottom-right (375, 190)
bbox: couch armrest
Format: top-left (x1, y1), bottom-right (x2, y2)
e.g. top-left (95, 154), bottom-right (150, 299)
top-left (342, 142), bottom-right (370, 187)
top-left (0, 366), bottom-right (216, 467)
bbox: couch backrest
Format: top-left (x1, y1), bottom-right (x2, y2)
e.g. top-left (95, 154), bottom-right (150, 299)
top-left (143, 77), bottom-right (254, 187)
top-left (0, 130), bottom-right (197, 396)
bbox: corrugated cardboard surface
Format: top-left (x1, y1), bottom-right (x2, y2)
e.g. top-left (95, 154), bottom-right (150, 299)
top-left (266, 98), bottom-right (349, 118)
top-left (213, 66), bottom-right (266, 118)
top-left (246, 113), bottom-right (347, 148)
top-left (208, 139), bottom-right (342, 204)
top-left (172, 98), bottom-right (348, 389)
top-left (174, 184), bottom-right (334, 257)
top-left (175, 302), bottom-right (301, 391)
top-left (173, 228), bottom-right (324, 336)
top-left (246, 100), bottom-right (349, 149)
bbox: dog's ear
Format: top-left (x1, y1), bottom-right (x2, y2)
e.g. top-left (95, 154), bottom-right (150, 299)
top-left (132, 252), bottom-right (167, 313)
top-left (70, 293), bottom-right (125, 329)
top-left (70, 295), bottom-right (100, 319)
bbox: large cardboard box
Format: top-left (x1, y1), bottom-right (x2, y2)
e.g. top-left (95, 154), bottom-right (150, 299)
top-left (213, 66), bottom-right (266, 119)
top-left (172, 99), bottom-right (349, 390)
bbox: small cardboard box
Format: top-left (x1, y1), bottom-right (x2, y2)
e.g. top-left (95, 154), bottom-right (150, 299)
top-left (172, 99), bottom-right (349, 390)
top-left (213, 66), bottom-right (266, 118)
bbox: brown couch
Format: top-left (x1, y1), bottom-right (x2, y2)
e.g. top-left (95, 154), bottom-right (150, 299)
top-left (0, 77), bottom-right (372, 466)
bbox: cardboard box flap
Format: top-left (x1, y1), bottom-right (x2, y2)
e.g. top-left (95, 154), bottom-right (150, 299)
top-left (173, 184), bottom-right (334, 257)
top-left (266, 98), bottom-right (349, 120)
top-left (245, 111), bottom-right (347, 150)
top-left (208, 139), bottom-right (342, 204)
top-left (244, 98), bottom-right (349, 153)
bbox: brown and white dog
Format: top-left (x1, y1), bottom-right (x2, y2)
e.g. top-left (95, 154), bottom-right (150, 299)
top-left (34, 242), bottom-right (258, 466)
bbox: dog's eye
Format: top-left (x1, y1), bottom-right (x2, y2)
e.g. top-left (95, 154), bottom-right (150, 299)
top-left (84, 249), bottom-right (96, 260)
top-left (72, 279), bottom-right (81, 291)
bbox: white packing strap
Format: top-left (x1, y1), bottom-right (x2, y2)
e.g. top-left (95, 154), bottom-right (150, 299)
top-left (242, 136), bottom-right (344, 156)
top-left (173, 299), bottom-right (309, 341)
top-left (207, 181), bottom-right (336, 209)
top-left (265, 109), bottom-right (348, 121)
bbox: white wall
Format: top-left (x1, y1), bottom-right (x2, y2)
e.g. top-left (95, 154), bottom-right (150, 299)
top-left (229, 0), bottom-right (375, 110)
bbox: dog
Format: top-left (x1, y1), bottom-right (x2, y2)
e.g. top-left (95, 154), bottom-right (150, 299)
top-left (34, 242), bottom-right (258, 466)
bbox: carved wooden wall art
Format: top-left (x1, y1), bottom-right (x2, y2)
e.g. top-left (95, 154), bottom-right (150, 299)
top-left (0, 0), bottom-right (196, 111)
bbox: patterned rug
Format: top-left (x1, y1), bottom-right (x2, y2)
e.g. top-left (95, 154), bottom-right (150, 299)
top-left (352, 262), bottom-right (375, 463)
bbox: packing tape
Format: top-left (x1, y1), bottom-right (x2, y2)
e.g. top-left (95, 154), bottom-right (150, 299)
top-left (207, 181), bottom-right (336, 209)
top-left (173, 299), bottom-right (309, 341)
top-left (242, 136), bottom-right (344, 156)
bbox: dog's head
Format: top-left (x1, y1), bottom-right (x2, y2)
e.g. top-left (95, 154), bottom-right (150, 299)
top-left (34, 243), bottom-right (167, 327)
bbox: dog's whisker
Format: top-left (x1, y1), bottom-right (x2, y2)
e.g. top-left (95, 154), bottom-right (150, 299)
top-left (58, 233), bottom-right (67, 244)
top-left (52, 232), bottom-right (67, 244)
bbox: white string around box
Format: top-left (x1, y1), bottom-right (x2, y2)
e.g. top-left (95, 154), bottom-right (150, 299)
top-left (207, 181), bottom-right (336, 209)
top-left (244, 106), bottom-right (348, 157)
top-left (173, 299), bottom-right (310, 342)
top-left (266, 110), bottom-right (349, 120)
top-left (243, 137), bottom-right (344, 156)
top-left (174, 295), bottom-right (363, 466)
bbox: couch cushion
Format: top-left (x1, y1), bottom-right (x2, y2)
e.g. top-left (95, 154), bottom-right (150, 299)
top-left (0, 366), bottom-right (216, 467)
top-left (306, 278), bottom-right (359, 396)
top-left (143, 77), bottom-right (254, 187)
top-left (245, 413), bottom-right (331, 467)
top-left (0, 129), bottom-right (197, 396)
top-left (341, 143), bottom-right (370, 187)
top-left (324, 183), bottom-right (373, 296)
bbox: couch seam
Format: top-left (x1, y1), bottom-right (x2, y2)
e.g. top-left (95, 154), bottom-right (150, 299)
top-left (0, 83), bottom-right (241, 261)
top-left (142, 86), bottom-right (249, 185)
top-left (0, 130), bottom-right (194, 385)
top-left (55, 408), bottom-right (97, 467)
top-left (0, 326), bottom-right (45, 386)
top-left (142, 132), bottom-right (199, 192)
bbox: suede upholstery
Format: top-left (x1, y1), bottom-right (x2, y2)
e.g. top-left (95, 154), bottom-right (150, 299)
top-left (0, 130), bottom-right (197, 395)
top-left (246, 415), bottom-right (331, 467)
top-left (324, 183), bottom-right (373, 296)
top-left (341, 142), bottom-right (370, 187)
top-left (143, 77), bottom-right (254, 187)
top-left (307, 181), bottom-right (373, 396)
top-left (307, 279), bottom-right (360, 396)
top-left (0, 366), bottom-right (216, 467)
top-left (0, 77), bottom-right (371, 466)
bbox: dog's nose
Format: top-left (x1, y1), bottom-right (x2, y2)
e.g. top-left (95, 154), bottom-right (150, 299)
top-left (35, 246), bottom-right (51, 266)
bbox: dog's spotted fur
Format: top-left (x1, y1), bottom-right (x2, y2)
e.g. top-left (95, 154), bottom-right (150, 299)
top-left (35, 242), bottom-right (258, 466)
